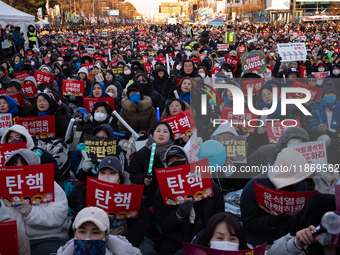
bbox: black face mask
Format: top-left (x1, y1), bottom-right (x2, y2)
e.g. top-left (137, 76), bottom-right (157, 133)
top-left (9, 139), bottom-right (24, 144)
top-left (211, 54), bottom-right (216, 58)
top-left (168, 160), bottom-right (187, 167)
top-left (23, 64), bottom-right (31, 70)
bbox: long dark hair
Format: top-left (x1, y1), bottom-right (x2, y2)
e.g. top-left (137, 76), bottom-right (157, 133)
top-left (148, 121), bottom-right (175, 141)
top-left (5, 154), bottom-right (28, 166)
top-left (197, 212), bottom-right (249, 250)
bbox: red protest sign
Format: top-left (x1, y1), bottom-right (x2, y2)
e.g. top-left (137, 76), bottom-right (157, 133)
top-left (43, 58), bottom-right (50, 65)
top-left (221, 106), bottom-right (258, 133)
top-left (143, 63), bottom-right (153, 73)
top-left (142, 56), bottom-right (148, 63)
top-left (266, 120), bottom-right (301, 143)
top-left (288, 80), bottom-right (322, 102)
top-left (0, 163), bottom-right (55, 205)
top-left (0, 221), bottom-right (19, 255)
top-left (94, 55), bottom-right (103, 61)
top-left (217, 44), bottom-right (229, 51)
top-left (83, 97), bottom-right (115, 113)
top-left (24, 53), bottom-right (34, 59)
top-left (288, 140), bottom-right (327, 165)
top-left (80, 38), bottom-right (87, 42)
top-left (211, 67), bottom-right (219, 75)
top-left (62, 80), bottom-right (85, 97)
top-left (102, 57), bottom-right (108, 66)
top-left (62, 46), bottom-right (69, 51)
top-left (86, 177), bottom-right (144, 219)
top-left (155, 159), bottom-right (213, 205)
top-left (81, 63), bottom-right (94, 70)
top-left (191, 58), bottom-right (201, 64)
top-left (312, 71), bottom-right (330, 80)
top-left (109, 60), bottom-right (118, 68)
top-left (254, 181), bottom-right (318, 216)
top-left (225, 55), bottom-right (241, 67)
top-left (22, 83), bottom-right (38, 98)
top-left (138, 45), bottom-right (149, 52)
top-left (0, 143), bottom-right (27, 167)
top-left (161, 109), bottom-right (197, 140)
top-left (183, 242), bottom-right (266, 255)
top-left (93, 42), bottom-right (99, 47)
top-left (155, 56), bottom-right (166, 65)
top-left (9, 93), bottom-right (24, 106)
top-left (108, 44), bottom-right (113, 49)
top-left (33, 70), bottom-right (55, 85)
top-left (15, 116), bottom-right (56, 139)
top-left (241, 78), bottom-right (265, 94)
top-left (300, 66), bottom-right (307, 77)
top-left (0, 114), bottom-right (13, 136)
top-left (13, 71), bottom-right (29, 82)
top-left (238, 46), bottom-right (246, 53)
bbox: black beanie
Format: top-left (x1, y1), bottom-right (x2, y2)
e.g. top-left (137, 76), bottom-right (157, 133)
top-left (36, 93), bottom-right (58, 114)
top-left (127, 83), bottom-right (144, 100)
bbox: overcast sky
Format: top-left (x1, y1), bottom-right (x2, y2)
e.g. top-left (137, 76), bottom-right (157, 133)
top-left (127, 0), bottom-right (178, 13)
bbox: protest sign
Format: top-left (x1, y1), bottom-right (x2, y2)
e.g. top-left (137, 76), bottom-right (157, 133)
top-left (83, 134), bottom-right (117, 159)
top-left (225, 55), bottom-right (241, 67)
top-left (300, 65), bottom-right (307, 77)
top-left (183, 242), bottom-right (266, 255)
top-left (266, 120), bottom-right (301, 144)
top-left (33, 70), bottom-right (55, 85)
top-left (86, 177), bottom-right (144, 219)
top-left (0, 163), bottom-right (55, 205)
top-left (25, 53), bottom-right (34, 59)
top-left (0, 114), bottom-right (13, 137)
top-left (13, 71), bottom-right (29, 82)
top-left (155, 158), bottom-right (213, 205)
top-left (288, 80), bottom-right (322, 102)
top-left (312, 71), bottom-right (330, 81)
top-left (22, 83), bottom-right (38, 98)
top-left (211, 67), bottom-right (219, 75)
top-left (111, 67), bottom-right (124, 75)
top-left (217, 44), bottom-right (229, 51)
top-left (288, 140), bottom-right (327, 165)
top-left (254, 181), bottom-right (318, 216)
top-left (138, 45), bottom-right (149, 52)
top-left (43, 58), bottom-right (50, 65)
top-left (62, 80), bottom-right (85, 97)
top-left (241, 50), bottom-right (267, 74)
top-left (277, 43), bottom-right (307, 61)
top-left (81, 63), bottom-right (94, 70)
top-left (9, 92), bottom-right (24, 106)
top-left (0, 221), bottom-right (19, 255)
top-left (15, 116), bottom-right (56, 139)
top-left (330, 185), bottom-right (340, 247)
top-left (143, 63), bottom-right (153, 73)
top-left (221, 106), bottom-right (258, 133)
top-left (0, 143), bottom-right (26, 167)
top-left (149, 51), bottom-right (157, 57)
top-left (184, 130), bottom-right (200, 163)
top-left (143, 56), bottom-right (148, 63)
top-left (241, 78), bottom-right (265, 94)
top-left (211, 135), bottom-right (247, 163)
top-left (83, 97), bottom-right (115, 113)
top-left (161, 110), bottom-right (197, 140)
top-left (238, 46), bottom-right (246, 53)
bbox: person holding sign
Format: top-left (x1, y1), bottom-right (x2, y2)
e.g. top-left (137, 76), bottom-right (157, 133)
top-left (77, 67), bottom-right (92, 97)
top-left (57, 207), bottom-right (142, 255)
top-left (69, 156), bottom-right (151, 253)
top-left (2, 149), bottom-right (69, 255)
top-left (127, 121), bottom-right (175, 207)
top-left (240, 148), bottom-right (314, 245)
top-left (0, 95), bottom-right (26, 118)
top-left (307, 85), bottom-right (340, 146)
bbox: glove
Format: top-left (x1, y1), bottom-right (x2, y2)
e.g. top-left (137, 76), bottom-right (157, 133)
top-left (268, 213), bottom-right (290, 229)
top-left (317, 123), bottom-right (328, 134)
top-left (137, 134), bottom-right (148, 141)
top-left (176, 199), bottom-right (194, 220)
top-left (16, 202), bottom-right (32, 217)
top-left (82, 158), bottom-right (94, 172)
top-left (69, 94), bottom-right (76, 101)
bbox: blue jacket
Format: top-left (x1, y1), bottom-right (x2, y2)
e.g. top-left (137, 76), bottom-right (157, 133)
top-left (12, 30), bottom-right (21, 46)
top-left (240, 173), bottom-right (308, 236)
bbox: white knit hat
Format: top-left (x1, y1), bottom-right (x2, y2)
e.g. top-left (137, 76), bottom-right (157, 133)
top-left (268, 147), bottom-right (312, 190)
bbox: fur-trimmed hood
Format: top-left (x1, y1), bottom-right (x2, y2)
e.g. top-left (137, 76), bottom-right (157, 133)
top-left (121, 95), bottom-right (153, 113)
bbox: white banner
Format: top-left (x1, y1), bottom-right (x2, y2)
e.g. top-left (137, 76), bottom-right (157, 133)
top-left (288, 140), bottom-right (327, 166)
top-left (277, 43), bottom-right (307, 62)
top-left (266, 0), bottom-right (290, 10)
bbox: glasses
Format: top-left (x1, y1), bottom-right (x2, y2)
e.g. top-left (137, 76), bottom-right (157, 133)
top-left (137, 79), bottom-right (147, 83)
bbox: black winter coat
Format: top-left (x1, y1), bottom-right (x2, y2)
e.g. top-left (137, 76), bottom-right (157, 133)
top-left (152, 66), bottom-right (168, 96)
top-left (139, 83), bottom-right (166, 113)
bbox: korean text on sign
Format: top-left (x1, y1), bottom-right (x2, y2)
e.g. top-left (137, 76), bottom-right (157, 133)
top-left (242, 78), bottom-right (265, 94)
top-left (221, 106), bottom-right (258, 133)
top-left (211, 135), bottom-right (247, 164)
top-left (0, 143), bottom-right (27, 167)
top-left (15, 116), bottom-right (56, 139)
top-left (62, 80), bottom-right (85, 97)
top-left (288, 80), bottom-right (322, 103)
top-left (33, 70), bottom-right (55, 85)
top-left (266, 120), bottom-right (301, 144)
top-left (0, 163), bottom-right (55, 206)
top-left (86, 177), bottom-right (144, 219)
top-left (254, 181), bottom-right (318, 216)
top-left (288, 140), bottom-right (327, 165)
top-left (83, 97), bottom-right (115, 113)
top-left (155, 158), bottom-right (213, 205)
top-left (0, 113), bottom-right (13, 137)
top-left (161, 109), bottom-right (197, 140)
top-left (83, 134), bottom-right (117, 159)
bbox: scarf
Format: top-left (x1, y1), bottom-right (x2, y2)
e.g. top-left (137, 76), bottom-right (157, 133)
top-left (145, 134), bottom-right (174, 165)
top-left (38, 111), bottom-right (50, 117)
top-left (320, 100), bottom-right (340, 129)
top-left (257, 98), bottom-right (281, 119)
top-left (179, 91), bottom-right (191, 104)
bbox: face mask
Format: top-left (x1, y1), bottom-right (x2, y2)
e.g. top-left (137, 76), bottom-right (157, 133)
top-left (46, 54), bottom-right (51, 58)
top-left (214, 63), bottom-right (220, 68)
top-left (168, 160), bottom-right (187, 167)
top-left (5, 31), bottom-right (9, 34)
top-left (31, 61), bottom-right (35, 66)
top-left (107, 92), bottom-right (113, 97)
top-left (94, 112), bottom-right (107, 122)
top-left (324, 95), bottom-right (336, 105)
top-left (74, 239), bottom-right (106, 255)
top-left (73, 47), bottom-right (77, 50)
top-left (224, 72), bottom-right (233, 78)
top-left (270, 52), bottom-right (275, 56)
top-left (318, 67), bottom-right (325, 72)
top-left (333, 70), bottom-right (340, 76)
top-left (58, 61), bottom-right (63, 66)
top-left (199, 73), bottom-right (206, 78)
top-left (99, 173), bottom-right (120, 184)
top-left (120, 48), bottom-right (124, 51)
top-left (176, 65), bottom-right (181, 71)
top-left (129, 93), bottom-right (141, 103)
top-left (210, 241), bottom-right (239, 251)
top-left (287, 138), bottom-right (303, 145)
top-left (212, 54), bottom-right (216, 58)
top-left (124, 69), bottom-right (131, 75)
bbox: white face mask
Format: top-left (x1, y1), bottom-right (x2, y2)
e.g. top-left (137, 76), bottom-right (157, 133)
top-left (287, 138), bottom-right (303, 144)
top-left (5, 31), bottom-right (9, 34)
top-left (31, 61), bottom-right (35, 66)
top-left (58, 61), bottom-right (63, 66)
top-left (224, 72), bottom-right (233, 78)
top-left (333, 69), bottom-right (340, 76)
top-left (124, 70), bottom-right (131, 75)
top-left (94, 112), bottom-right (107, 122)
top-left (107, 92), bottom-right (113, 97)
top-left (215, 63), bottom-right (220, 68)
top-left (318, 67), bottom-right (325, 72)
top-left (176, 65), bottom-right (181, 71)
top-left (210, 241), bottom-right (239, 251)
top-left (270, 52), bottom-right (275, 56)
top-left (46, 54), bottom-right (51, 58)
top-left (199, 73), bottom-right (206, 78)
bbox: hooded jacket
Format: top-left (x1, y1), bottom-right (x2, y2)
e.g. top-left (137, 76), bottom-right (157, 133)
top-left (104, 70), bottom-right (123, 98)
top-left (152, 66), bottom-right (169, 95)
top-left (248, 127), bottom-right (309, 168)
top-left (23, 76), bottom-right (37, 88)
top-left (2, 149), bottom-right (68, 240)
top-left (78, 67), bottom-right (92, 97)
top-left (0, 95), bottom-right (25, 117)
